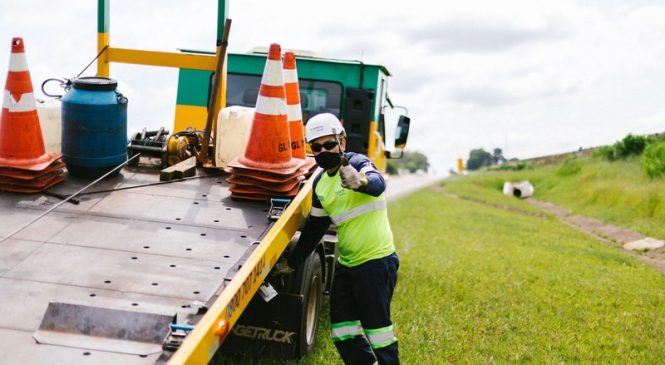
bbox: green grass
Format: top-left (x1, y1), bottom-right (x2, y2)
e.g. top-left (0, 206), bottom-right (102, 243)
top-left (442, 174), bottom-right (546, 216)
top-left (216, 184), bottom-right (665, 364)
top-left (389, 190), bottom-right (665, 364)
top-left (446, 156), bottom-right (665, 240)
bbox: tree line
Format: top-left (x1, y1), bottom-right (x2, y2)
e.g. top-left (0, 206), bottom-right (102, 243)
top-left (386, 151), bottom-right (430, 175)
top-left (466, 148), bottom-right (507, 170)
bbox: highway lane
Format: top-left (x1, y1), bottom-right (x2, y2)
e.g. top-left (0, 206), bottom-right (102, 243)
top-left (384, 173), bottom-right (443, 201)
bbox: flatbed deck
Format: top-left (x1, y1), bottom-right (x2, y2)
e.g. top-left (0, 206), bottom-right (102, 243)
top-left (0, 165), bottom-right (274, 364)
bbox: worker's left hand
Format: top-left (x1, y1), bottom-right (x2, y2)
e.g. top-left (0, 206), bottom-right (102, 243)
top-left (340, 165), bottom-right (368, 190)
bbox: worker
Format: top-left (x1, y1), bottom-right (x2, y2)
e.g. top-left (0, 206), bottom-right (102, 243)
top-left (282, 113), bottom-right (400, 365)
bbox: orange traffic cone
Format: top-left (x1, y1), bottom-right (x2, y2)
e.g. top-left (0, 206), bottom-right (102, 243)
top-left (225, 163), bottom-right (312, 183)
top-left (283, 51), bottom-right (306, 159)
top-left (0, 178), bottom-right (64, 193)
top-left (226, 174), bottom-right (303, 192)
top-left (229, 43), bottom-right (302, 174)
top-left (0, 160), bottom-right (64, 180)
top-left (0, 169), bottom-right (64, 193)
top-left (0, 37), bottom-right (61, 171)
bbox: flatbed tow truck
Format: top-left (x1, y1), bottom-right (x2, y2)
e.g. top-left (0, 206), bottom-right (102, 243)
top-left (0, 1), bottom-right (410, 364)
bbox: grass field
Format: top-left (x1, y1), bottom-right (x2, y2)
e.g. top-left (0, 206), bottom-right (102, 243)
top-left (445, 155), bottom-right (665, 240)
top-left (220, 177), bottom-right (665, 364)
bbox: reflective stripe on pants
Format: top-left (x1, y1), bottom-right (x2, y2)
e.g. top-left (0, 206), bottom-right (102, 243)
top-left (331, 252), bottom-right (400, 365)
top-left (365, 324), bottom-right (397, 349)
top-left (331, 320), bottom-right (364, 342)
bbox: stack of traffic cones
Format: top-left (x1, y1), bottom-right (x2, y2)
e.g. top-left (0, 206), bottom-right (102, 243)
top-left (284, 51), bottom-right (307, 160)
top-left (283, 51), bottom-right (316, 173)
top-left (0, 37), bottom-right (64, 193)
top-left (226, 44), bottom-right (316, 201)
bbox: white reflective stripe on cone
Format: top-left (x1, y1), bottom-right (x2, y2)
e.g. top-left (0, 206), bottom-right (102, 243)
top-left (283, 68), bottom-right (298, 83)
top-left (262, 60), bottom-right (284, 86)
top-left (255, 95), bottom-right (287, 116)
top-left (9, 53), bottom-right (29, 72)
top-left (286, 104), bottom-right (302, 120)
top-left (3, 91), bottom-right (36, 112)
top-left (330, 200), bottom-right (387, 225)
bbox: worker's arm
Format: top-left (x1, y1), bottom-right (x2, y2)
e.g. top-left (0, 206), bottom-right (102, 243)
top-left (287, 174), bottom-right (330, 268)
top-left (287, 213), bottom-right (330, 269)
top-left (347, 153), bottom-right (385, 197)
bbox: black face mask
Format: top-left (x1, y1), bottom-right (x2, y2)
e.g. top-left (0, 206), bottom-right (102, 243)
top-left (315, 152), bottom-right (342, 170)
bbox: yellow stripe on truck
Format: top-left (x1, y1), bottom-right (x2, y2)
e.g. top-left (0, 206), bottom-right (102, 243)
top-left (367, 121), bottom-right (386, 172)
top-left (174, 104), bottom-right (208, 132)
top-left (96, 32), bottom-right (109, 77)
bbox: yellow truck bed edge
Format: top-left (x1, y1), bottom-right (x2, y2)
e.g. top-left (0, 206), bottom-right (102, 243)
top-left (167, 176), bottom-right (315, 364)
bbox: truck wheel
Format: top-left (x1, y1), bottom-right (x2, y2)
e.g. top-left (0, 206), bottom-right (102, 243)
top-left (295, 252), bottom-right (323, 357)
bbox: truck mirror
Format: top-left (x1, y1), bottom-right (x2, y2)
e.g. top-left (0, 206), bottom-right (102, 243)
top-left (394, 115), bottom-right (410, 148)
top-left (385, 149), bottom-right (404, 159)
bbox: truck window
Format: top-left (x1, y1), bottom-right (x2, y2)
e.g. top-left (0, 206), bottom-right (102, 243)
top-left (227, 73), bottom-right (261, 107)
top-left (227, 73), bottom-right (343, 124)
top-left (298, 79), bottom-right (343, 124)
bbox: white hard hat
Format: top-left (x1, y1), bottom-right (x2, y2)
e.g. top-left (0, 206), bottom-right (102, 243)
top-left (305, 113), bottom-right (345, 142)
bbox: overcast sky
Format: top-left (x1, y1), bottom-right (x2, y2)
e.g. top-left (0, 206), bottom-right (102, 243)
top-left (1, 0), bottom-right (664, 175)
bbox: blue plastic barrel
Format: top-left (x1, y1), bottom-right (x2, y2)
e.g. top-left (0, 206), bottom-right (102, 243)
top-left (61, 77), bottom-right (128, 179)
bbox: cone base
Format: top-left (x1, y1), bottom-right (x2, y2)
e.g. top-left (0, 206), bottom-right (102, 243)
top-left (227, 156), bottom-right (314, 175)
top-left (0, 169), bottom-right (63, 188)
top-left (0, 173), bottom-right (64, 193)
top-left (0, 152), bottom-right (62, 171)
top-left (226, 175), bottom-right (302, 193)
top-left (224, 166), bottom-right (304, 183)
top-left (229, 183), bottom-right (300, 196)
top-left (232, 156), bottom-right (304, 176)
top-left (301, 158), bottom-right (318, 176)
top-left (0, 160), bottom-right (65, 180)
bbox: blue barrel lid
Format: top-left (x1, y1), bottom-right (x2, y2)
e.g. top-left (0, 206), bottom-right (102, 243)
top-left (72, 77), bottom-right (118, 91)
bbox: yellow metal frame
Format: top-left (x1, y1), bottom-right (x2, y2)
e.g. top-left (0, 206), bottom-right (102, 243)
top-left (173, 105), bottom-right (209, 132)
top-left (167, 175), bottom-right (316, 364)
top-left (96, 42), bottom-right (230, 133)
top-left (366, 121), bottom-right (387, 172)
top-left (106, 48), bottom-right (217, 71)
top-left (97, 33), bottom-right (110, 76)
top-left (96, 17), bottom-right (227, 132)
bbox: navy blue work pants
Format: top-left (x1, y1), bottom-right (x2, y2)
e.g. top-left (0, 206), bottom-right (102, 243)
top-left (330, 252), bottom-right (400, 365)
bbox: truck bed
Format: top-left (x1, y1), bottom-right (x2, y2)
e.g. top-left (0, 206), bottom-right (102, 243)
top-left (0, 166), bottom-right (273, 364)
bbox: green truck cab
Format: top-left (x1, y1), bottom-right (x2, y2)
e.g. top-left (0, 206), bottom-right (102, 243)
top-left (173, 49), bottom-right (411, 171)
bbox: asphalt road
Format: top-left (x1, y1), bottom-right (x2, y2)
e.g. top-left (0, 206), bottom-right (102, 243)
top-left (384, 173), bottom-right (443, 201)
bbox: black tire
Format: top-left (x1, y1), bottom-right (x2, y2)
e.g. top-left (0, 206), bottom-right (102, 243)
top-left (294, 251), bottom-right (323, 357)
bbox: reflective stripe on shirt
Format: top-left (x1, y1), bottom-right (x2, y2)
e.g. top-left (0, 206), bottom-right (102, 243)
top-left (330, 200), bottom-right (387, 225)
top-left (310, 206), bottom-right (328, 217)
